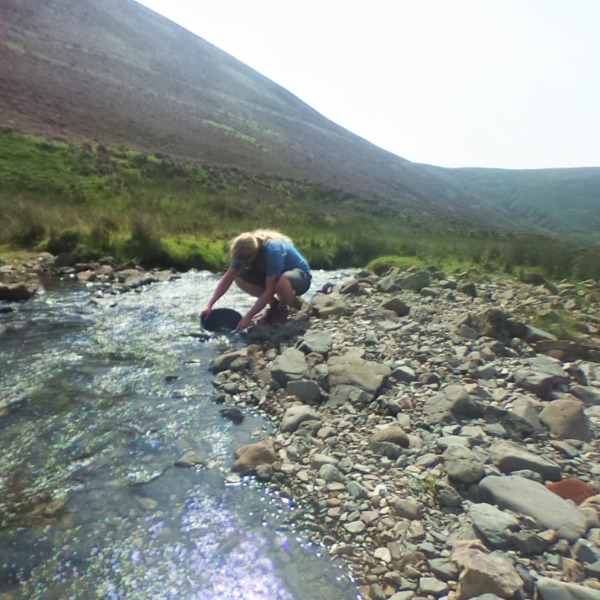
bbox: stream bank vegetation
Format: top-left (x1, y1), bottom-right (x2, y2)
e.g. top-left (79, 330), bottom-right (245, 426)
top-left (2, 130), bottom-right (599, 284)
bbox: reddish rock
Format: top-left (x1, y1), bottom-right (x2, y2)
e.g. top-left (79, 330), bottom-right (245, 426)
top-left (546, 478), bottom-right (597, 505)
top-left (232, 438), bottom-right (276, 474)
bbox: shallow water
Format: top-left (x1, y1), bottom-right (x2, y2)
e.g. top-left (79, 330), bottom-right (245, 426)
top-left (0, 270), bottom-right (359, 599)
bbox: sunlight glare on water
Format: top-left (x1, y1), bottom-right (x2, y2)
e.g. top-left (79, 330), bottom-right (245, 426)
top-left (0, 270), bottom-right (360, 599)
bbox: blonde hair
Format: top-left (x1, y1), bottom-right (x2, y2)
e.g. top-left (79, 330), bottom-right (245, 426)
top-left (230, 229), bottom-right (291, 264)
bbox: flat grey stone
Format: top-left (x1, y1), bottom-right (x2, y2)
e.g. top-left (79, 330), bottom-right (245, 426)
top-left (469, 502), bottom-right (519, 549)
top-left (536, 577), bottom-right (600, 600)
top-left (428, 557), bottom-right (459, 581)
top-left (298, 330), bottom-right (333, 355)
top-left (573, 539), bottom-right (600, 564)
top-left (444, 445), bottom-right (486, 484)
top-left (280, 405), bottom-right (321, 433)
top-left (319, 463), bottom-right (345, 483)
top-left (270, 348), bottom-right (308, 386)
top-left (327, 351), bottom-right (391, 396)
top-left (509, 531), bottom-right (549, 556)
top-left (513, 356), bottom-right (570, 399)
top-left (418, 577), bottom-right (448, 596)
top-left (479, 475), bottom-right (588, 541)
top-left (437, 483), bottom-right (463, 508)
top-left (489, 440), bottom-right (562, 481)
top-left (571, 385), bottom-right (600, 406)
top-left (286, 379), bottom-right (321, 404)
top-left (510, 397), bottom-right (543, 431)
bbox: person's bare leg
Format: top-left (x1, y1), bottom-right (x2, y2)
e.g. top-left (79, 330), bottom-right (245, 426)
top-left (234, 278), bottom-right (276, 322)
top-left (274, 276), bottom-right (296, 307)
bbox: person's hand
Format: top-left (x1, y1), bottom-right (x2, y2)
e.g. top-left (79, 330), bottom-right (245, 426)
top-left (200, 306), bottom-right (212, 320)
top-left (236, 315), bottom-right (253, 330)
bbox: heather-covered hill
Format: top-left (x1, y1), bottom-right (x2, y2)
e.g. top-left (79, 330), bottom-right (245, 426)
top-left (1, 0), bottom-right (599, 241)
top-left (0, 0), bottom-right (520, 230)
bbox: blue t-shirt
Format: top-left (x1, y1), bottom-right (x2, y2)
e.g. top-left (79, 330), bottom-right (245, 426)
top-left (233, 240), bottom-right (311, 278)
top-left (263, 240), bottom-right (311, 278)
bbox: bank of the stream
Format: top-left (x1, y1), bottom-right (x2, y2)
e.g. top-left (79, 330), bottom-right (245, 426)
top-left (2, 252), bottom-right (600, 600)
top-left (205, 267), bottom-right (600, 600)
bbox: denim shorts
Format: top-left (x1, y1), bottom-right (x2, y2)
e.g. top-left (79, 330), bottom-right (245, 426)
top-left (238, 267), bottom-right (311, 296)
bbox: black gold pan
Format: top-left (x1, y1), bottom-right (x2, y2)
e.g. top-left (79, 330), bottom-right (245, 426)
top-left (201, 308), bottom-right (242, 331)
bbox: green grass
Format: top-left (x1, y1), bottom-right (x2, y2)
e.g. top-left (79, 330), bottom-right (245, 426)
top-left (4, 41), bottom-right (26, 55)
top-left (1, 130), bottom-right (600, 281)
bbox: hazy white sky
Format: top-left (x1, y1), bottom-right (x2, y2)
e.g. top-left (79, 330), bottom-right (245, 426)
top-left (135, 0), bottom-right (600, 169)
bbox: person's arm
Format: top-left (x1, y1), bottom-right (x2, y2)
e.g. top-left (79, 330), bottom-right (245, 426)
top-left (201, 266), bottom-right (238, 317)
top-left (237, 275), bottom-right (277, 329)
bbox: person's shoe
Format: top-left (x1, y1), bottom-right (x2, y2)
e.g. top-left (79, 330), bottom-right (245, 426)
top-left (269, 304), bottom-right (289, 324)
top-left (258, 300), bottom-right (279, 324)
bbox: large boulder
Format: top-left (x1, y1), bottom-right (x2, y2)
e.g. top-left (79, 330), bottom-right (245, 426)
top-left (0, 281), bottom-right (38, 301)
top-left (380, 296), bottom-right (411, 317)
top-left (298, 330), bottom-right (333, 355)
top-left (452, 541), bottom-right (524, 599)
top-left (539, 397), bottom-right (592, 441)
top-left (310, 292), bottom-right (351, 318)
top-left (444, 445), bottom-right (486, 484)
top-left (422, 384), bottom-right (482, 424)
top-left (513, 356), bottom-right (570, 399)
top-left (286, 379), bottom-right (322, 405)
top-left (209, 349), bottom-right (248, 374)
top-left (327, 351), bottom-right (391, 397)
top-left (478, 475), bottom-right (589, 541)
top-left (468, 503), bottom-right (520, 550)
top-left (468, 308), bottom-right (512, 341)
top-left (378, 270), bottom-right (431, 293)
top-left (536, 578), bottom-right (600, 600)
top-left (270, 348), bottom-right (309, 387)
top-left (280, 405), bottom-right (321, 433)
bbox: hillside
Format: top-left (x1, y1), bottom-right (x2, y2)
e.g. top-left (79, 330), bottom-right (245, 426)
top-left (1, 0), bottom-right (598, 241)
top-left (0, 0), bottom-right (520, 231)
top-left (422, 165), bottom-right (600, 242)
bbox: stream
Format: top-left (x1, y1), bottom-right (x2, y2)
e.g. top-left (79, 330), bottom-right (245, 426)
top-left (0, 270), bottom-right (359, 599)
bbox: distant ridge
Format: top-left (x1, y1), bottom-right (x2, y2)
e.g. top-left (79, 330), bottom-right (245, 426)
top-left (1, 0), bottom-right (599, 239)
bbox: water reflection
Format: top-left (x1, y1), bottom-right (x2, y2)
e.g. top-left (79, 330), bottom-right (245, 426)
top-left (0, 270), bottom-right (359, 599)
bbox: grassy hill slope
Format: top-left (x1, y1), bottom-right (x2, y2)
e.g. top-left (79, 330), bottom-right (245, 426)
top-left (424, 166), bottom-right (600, 242)
top-left (0, 0), bottom-right (525, 231)
top-left (0, 0), bottom-right (598, 272)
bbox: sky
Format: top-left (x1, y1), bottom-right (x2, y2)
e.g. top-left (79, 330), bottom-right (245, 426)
top-left (135, 0), bottom-right (600, 170)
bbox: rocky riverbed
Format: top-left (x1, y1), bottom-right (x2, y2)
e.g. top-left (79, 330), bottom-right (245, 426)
top-left (2, 255), bottom-right (600, 600)
top-left (208, 267), bottom-right (600, 600)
